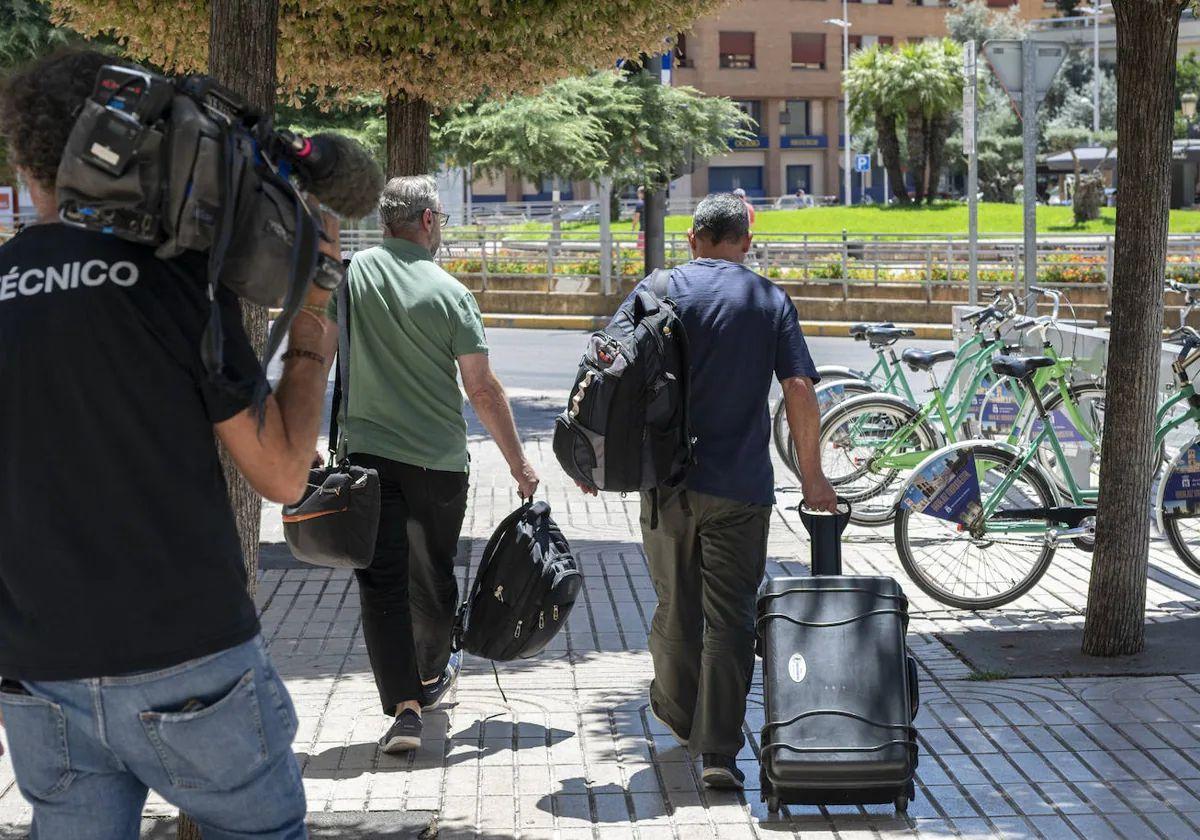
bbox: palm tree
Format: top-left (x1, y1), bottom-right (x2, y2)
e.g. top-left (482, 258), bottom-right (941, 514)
top-left (846, 45), bottom-right (911, 204)
top-left (895, 40), bottom-right (963, 204)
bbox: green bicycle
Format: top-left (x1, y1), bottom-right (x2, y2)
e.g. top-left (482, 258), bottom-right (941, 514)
top-left (771, 293), bottom-right (1017, 471)
top-left (892, 332), bottom-right (1200, 610)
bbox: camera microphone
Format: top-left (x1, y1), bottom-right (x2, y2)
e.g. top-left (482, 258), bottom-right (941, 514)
top-left (283, 132), bottom-right (385, 220)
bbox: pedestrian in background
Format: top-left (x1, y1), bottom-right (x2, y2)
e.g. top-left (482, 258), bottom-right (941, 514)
top-left (590, 193), bottom-right (835, 791)
top-left (329, 175), bottom-right (539, 753)
top-left (632, 185), bottom-right (647, 248)
top-left (733, 187), bottom-right (757, 226)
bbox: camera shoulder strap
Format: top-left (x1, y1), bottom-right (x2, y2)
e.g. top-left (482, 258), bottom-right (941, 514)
top-left (328, 274), bottom-right (351, 463)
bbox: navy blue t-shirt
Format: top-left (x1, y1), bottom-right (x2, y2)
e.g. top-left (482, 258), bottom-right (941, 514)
top-left (626, 259), bottom-right (819, 506)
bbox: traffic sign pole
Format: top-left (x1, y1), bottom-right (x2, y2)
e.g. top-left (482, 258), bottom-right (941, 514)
top-left (965, 41), bottom-right (979, 306)
top-left (1022, 40), bottom-right (1038, 313)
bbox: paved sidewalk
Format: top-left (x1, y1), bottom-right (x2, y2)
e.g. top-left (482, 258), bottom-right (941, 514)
top-left (4, 391), bottom-right (1200, 838)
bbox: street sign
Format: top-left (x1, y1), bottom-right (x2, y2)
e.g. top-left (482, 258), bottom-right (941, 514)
top-left (982, 39), bottom-right (1068, 108)
top-left (854, 154), bottom-right (871, 173)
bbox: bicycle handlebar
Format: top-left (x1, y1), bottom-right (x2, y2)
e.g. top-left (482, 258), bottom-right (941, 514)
top-left (1029, 286), bottom-right (1063, 323)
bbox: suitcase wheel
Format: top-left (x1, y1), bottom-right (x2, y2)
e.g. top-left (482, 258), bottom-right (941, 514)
top-left (894, 795), bottom-right (909, 815)
top-left (767, 795), bottom-right (782, 814)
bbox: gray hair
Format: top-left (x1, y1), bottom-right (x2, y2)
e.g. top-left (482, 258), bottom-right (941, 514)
top-left (379, 175), bottom-right (439, 232)
top-left (693, 193), bottom-right (750, 245)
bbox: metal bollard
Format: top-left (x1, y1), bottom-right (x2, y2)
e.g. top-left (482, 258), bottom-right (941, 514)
top-left (798, 498), bottom-right (852, 576)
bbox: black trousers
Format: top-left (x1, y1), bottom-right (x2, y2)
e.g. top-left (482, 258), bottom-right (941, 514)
top-left (352, 454), bottom-right (469, 714)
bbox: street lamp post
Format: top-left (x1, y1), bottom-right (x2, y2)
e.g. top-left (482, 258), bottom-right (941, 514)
top-left (824, 8), bottom-right (852, 208)
top-left (1080, 2), bottom-right (1104, 134)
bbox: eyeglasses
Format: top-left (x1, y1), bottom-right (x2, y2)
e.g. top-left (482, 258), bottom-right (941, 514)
top-left (430, 210), bottom-right (450, 228)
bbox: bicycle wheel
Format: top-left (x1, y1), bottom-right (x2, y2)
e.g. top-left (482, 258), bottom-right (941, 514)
top-left (771, 399), bottom-right (791, 464)
top-left (1164, 513), bottom-right (1200, 576)
top-left (778, 380), bottom-right (876, 479)
top-left (818, 396), bottom-right (939, 527)
top-left (894, 444), bottom-right (1058, 609)
top-left (1035, 384), bottom-right (1107, 497)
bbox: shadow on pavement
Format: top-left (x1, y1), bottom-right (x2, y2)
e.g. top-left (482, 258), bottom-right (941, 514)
top-left (466, 394), bottom-right (563, 440)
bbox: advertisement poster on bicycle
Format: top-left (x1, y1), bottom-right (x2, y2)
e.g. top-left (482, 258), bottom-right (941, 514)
top-left (900, 448), bottom-right (984, 528)
top-left (978, 380), bottom-right (1020, 435)
top-left (1162, 442), bottom-right (1200, 516)
top-left (817, 383), bottom-right (850, 413)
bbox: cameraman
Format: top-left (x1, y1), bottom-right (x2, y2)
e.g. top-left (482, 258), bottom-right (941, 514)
top-left (0, 50), bottom-right (337, 838)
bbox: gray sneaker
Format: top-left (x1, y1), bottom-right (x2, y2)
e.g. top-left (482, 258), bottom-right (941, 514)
top-left (422, 651), bottom-right (462, 710)
top-left (379, 709), bottom-right (422, 753)
top-left (649, 692), bottom-right (690, 750)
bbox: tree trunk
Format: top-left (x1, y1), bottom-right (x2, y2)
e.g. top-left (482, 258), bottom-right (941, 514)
top-left (181, 2), bottom-right (279, 838)
top-left (1081, 0), bottom-right (1185, 658)
top-left (876, 109), bottom-right (910, 204)
top-left (906, 109), bottom-right (928, 204)
top-left (925, 114), bottom-right (948, 205)
top-left (386, 93), bottom-right (432, 177)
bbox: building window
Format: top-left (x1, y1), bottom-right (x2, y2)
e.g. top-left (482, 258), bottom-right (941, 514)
top-left (849, 0), bottom-right (893, 3)
top-left (781, 100), bottom-right (811, 136)
top-left (733, 99), bottom-right (763, 129)
top-left (849, 35), bottom-right (895, 52)
top-left (787, 165), bottom-right (814, 195)
top-left (709, 166), bottom-right (764, 197)
top-left (719, 31), bottom-right (755, 69)
top-left (791, 33), bottom-right (826, 70)
top-left (675, 32), bottom-right (693, 68)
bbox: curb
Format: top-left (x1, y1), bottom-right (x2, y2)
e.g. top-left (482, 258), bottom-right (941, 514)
top-left (481, 313), bottom-right (953, 340)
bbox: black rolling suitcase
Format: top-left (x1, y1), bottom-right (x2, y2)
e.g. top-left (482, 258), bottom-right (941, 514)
top-left (756, 502), bottom-right (919, 815)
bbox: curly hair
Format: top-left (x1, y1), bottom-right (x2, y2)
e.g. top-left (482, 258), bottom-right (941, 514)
top-left (0, 49), bottom-right (113, 187)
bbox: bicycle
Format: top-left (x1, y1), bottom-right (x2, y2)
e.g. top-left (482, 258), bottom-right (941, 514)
top-left (773, 294), bottom-right (1015, 479)
top-left (817, 308), bottom-right (1050, 527)
top-left (892, 331), bottom-right (1200, 609)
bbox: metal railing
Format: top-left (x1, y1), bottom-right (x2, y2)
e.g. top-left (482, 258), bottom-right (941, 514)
top-left (337, 228), bottom-right (1191, 302)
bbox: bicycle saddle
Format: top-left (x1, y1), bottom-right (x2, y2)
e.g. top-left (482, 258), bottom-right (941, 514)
top-left (850, 321), bottom-right (894, 340)
top-left (901, 348), bottom-right (956, 372)
top-left (866, 326), bottom-right (915, 348)
top-left (991, 355), bottom-right (1054, 379)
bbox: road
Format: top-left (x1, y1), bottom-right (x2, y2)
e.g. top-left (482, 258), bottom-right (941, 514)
top-left (485, 328), bottom-right (954, 393)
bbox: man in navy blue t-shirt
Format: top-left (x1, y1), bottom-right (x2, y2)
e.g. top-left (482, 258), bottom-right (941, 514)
top-left (607, 193), bottom-right (836, 789)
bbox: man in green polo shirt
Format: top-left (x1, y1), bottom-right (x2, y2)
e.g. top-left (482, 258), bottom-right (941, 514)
top-left (330, 175), bottom-right (539, 753)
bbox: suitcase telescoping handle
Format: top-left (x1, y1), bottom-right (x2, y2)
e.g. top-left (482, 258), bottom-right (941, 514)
top-left (799, 497), bottom-right (851, 576)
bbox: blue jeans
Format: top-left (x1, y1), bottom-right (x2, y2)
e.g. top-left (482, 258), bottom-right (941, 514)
top-left (0, 636), bottom-right (306, 839)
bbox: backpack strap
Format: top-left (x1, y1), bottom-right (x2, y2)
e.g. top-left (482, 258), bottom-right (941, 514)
top-left (649, 267), bottom-right (673, 300)
top-left (328, 275), bottom-right (352, 463)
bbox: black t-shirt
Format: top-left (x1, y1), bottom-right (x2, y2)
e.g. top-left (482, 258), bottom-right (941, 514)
top-left (0, 224), bottom-right (263, 680)
top-left (635, 199), bottom-right (646, 231)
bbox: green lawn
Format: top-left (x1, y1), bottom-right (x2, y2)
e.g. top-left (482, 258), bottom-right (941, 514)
top-left (513, 202), bottom-right (1200, 237)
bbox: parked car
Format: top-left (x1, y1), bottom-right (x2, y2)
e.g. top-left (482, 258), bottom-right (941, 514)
top-left (562, 202), bottom-right (601, 223)
top-left (773, 194), bottom-right (815, 210)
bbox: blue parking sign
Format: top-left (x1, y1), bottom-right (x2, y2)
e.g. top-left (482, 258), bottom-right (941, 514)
top-left (854, 154), bottom-right (871, 173)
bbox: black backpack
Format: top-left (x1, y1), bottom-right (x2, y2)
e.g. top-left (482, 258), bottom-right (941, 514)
top-left (553, 269), bottom-right (693, 496)
top-left (454, 501), bottom-right (582, 662)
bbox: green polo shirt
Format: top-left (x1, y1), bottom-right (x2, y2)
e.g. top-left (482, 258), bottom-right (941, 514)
top-left (327, 238), bottom-right (488, 472)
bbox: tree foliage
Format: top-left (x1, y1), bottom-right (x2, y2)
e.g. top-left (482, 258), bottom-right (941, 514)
top-left (945, 0), bottom-right (1026, 48)
top-left (846, 40), bottom-right (962, 204)
top-left (0, 1), bottom-right (76, 185)
top-left (436, 71), bottom-right (752, 191)
top-left (50, 1), bottom-right (727, 108)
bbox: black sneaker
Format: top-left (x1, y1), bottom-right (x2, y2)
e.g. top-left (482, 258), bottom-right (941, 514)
top-left (379, 709), bottom-right (423, 753)
top-left (421, 651), bottom-right (462, 710)
top-left (701, 754), bottom-right (745, 790)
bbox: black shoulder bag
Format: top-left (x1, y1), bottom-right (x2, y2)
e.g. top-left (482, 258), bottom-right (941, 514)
top-left (281, 280), bottom-right (380, 569)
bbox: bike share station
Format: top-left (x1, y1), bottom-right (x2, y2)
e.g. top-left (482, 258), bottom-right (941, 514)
top-left (783, 35), bottom-right (1200, 679)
